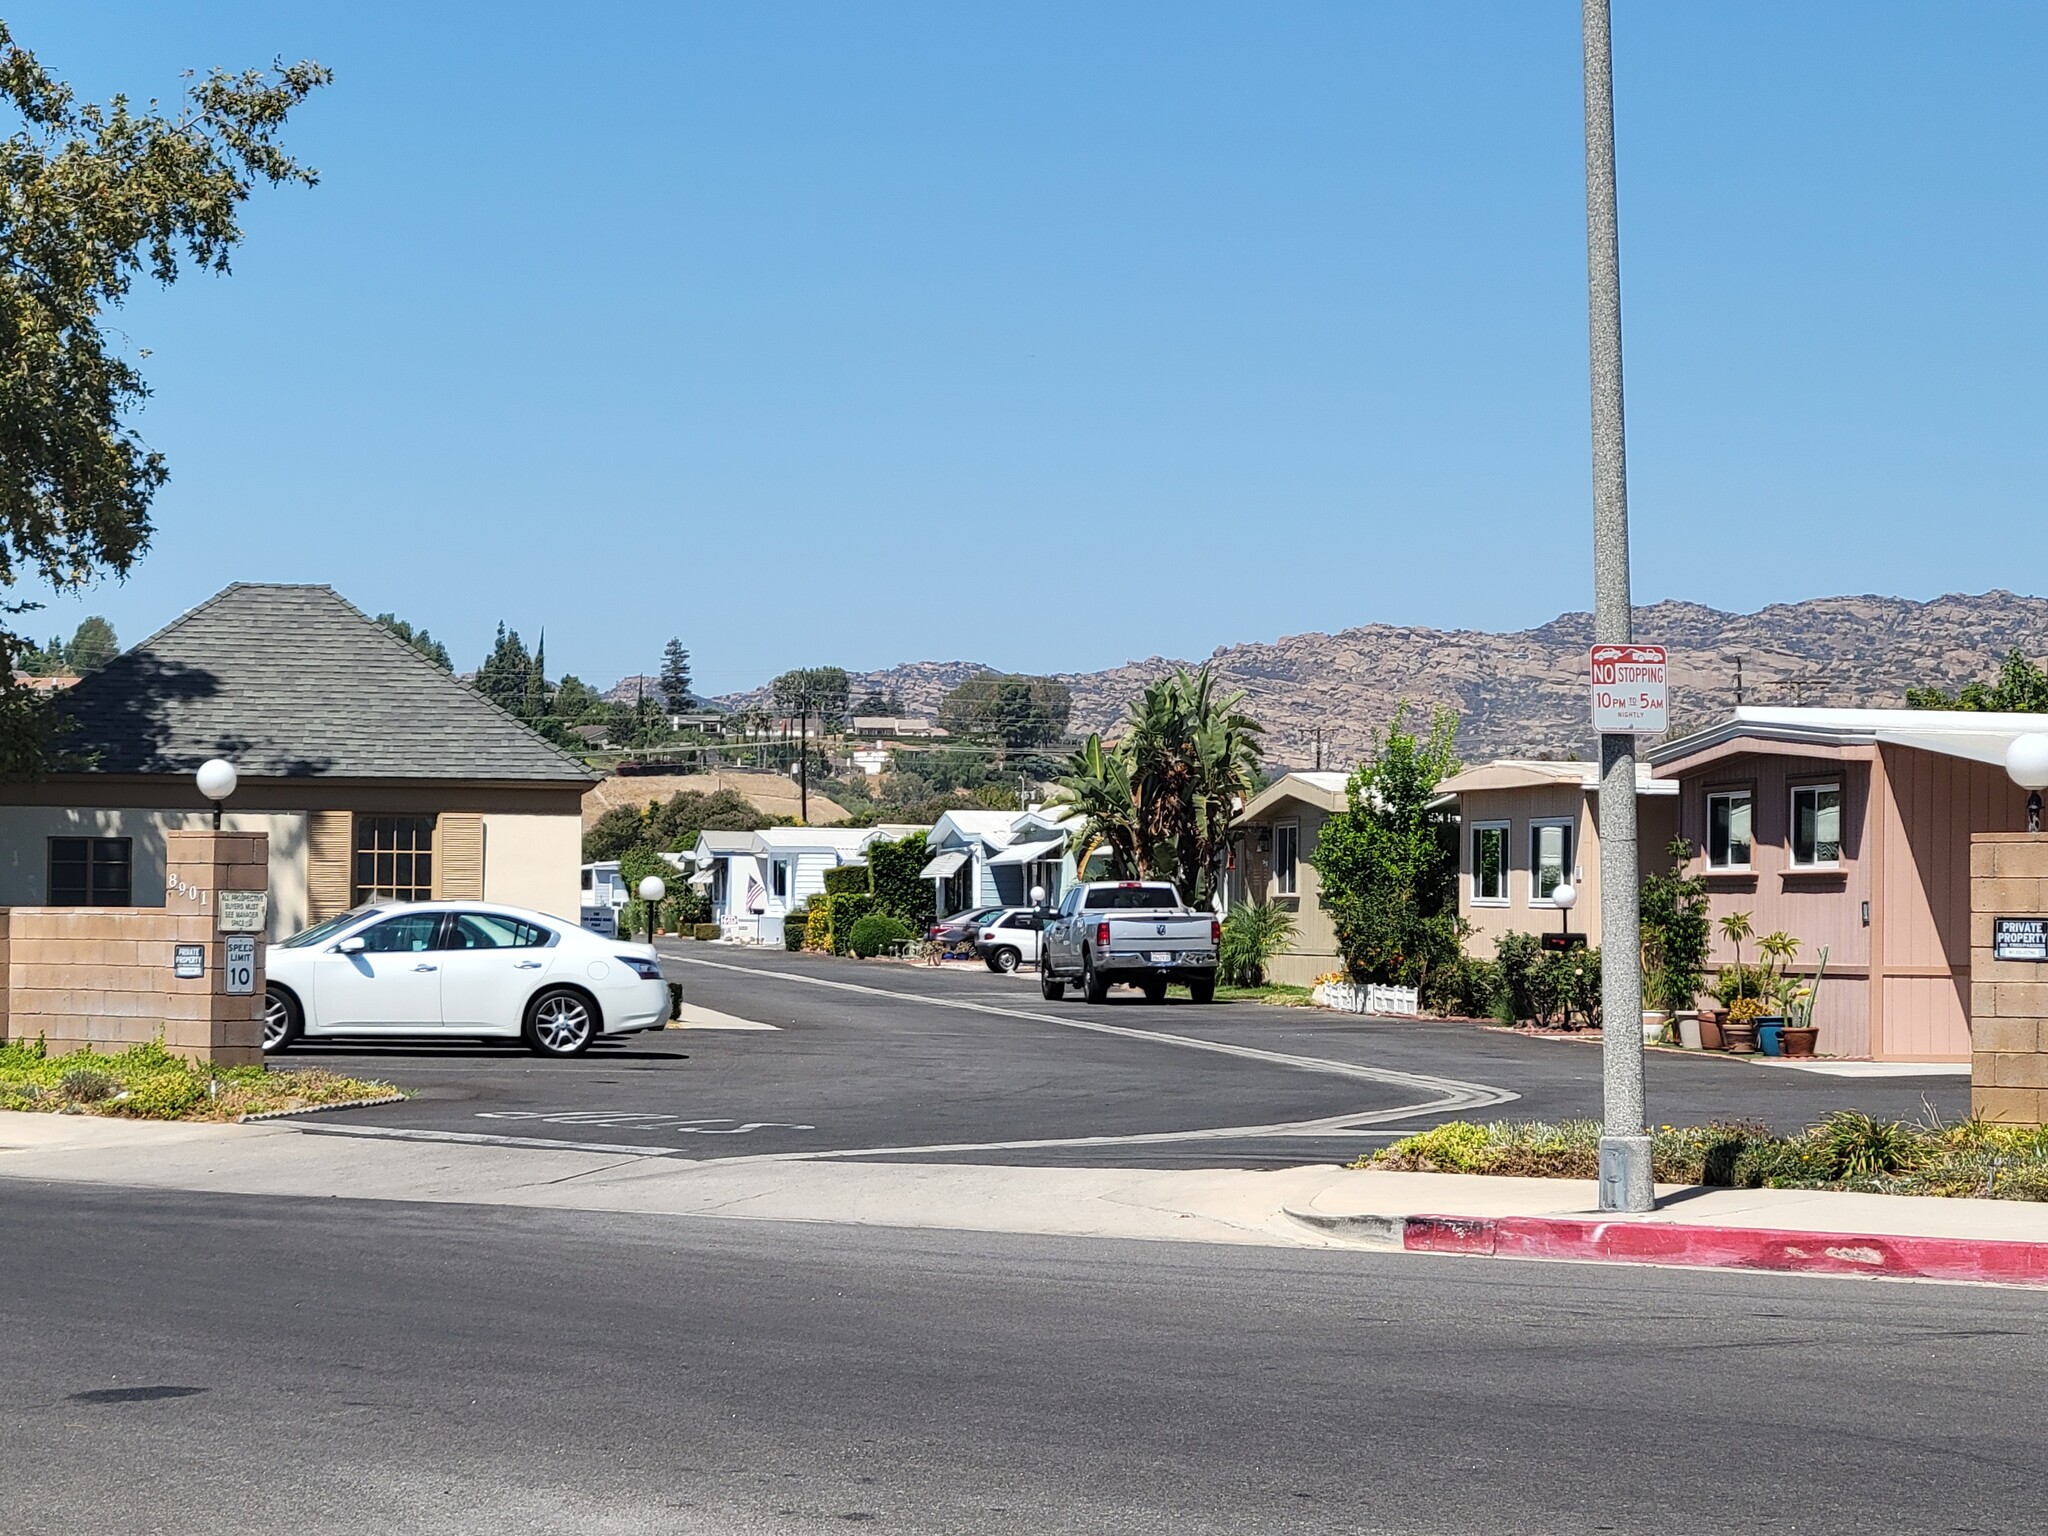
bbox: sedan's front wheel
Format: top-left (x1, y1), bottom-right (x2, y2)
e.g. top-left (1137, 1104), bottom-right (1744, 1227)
top-left (262, 987), bottom-right (302, 1055)
top-left (524, 988), bottom-right (597, 1056)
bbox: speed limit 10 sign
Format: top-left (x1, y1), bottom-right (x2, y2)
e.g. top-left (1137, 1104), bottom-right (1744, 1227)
top-left (1589, 644), bottom-right (1668, 734)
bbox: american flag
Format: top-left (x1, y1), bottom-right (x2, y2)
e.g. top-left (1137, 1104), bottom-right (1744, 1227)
top-left (746, 876), bottom-right (767, 914)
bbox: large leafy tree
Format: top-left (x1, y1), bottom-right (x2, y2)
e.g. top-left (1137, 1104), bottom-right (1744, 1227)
top-left (1057, 665), bottom-right (1261, 904)
top-left (0, 24), bottom-right (328, 771)
top-left (374, 612), bottom-right (451, 670)
top-left (476, 623), bottom-right (535, 716)
top-left (770, 666), bottom-right (850, 728)
top-left (937, 672), bottom-right (1072, 757)
top-left (1313, 706), bottom-right (1463, 992)
top-left (1907, 649), bottom-right (2048, 712)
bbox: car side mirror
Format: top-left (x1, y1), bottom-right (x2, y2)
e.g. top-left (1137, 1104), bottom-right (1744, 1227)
top-left (337, 935), bottom-right (366, 954)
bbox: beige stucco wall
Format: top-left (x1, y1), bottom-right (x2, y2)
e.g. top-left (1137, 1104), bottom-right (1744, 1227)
top-left (0, 807), bottom-right (308, 940)
top-left (481, 812), bottom-right (583, 921)
top-left (1230, 800), bottom-right (1343, 988)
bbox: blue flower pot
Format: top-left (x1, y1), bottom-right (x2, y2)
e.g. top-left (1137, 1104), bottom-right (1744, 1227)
top-left (1757, 1020), bottom-right (1785, 1056)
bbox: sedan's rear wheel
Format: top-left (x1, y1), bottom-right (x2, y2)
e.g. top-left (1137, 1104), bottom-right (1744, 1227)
top-left (989, 946), bottom-right (1021, 974)
top-left (262, 987), bottom-right (302, 1055)
top-left (524, 988), bottom-right (597, 1056)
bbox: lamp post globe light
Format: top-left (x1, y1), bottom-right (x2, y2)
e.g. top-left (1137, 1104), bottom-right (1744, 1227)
top-left (195, 758), bottom-right (237, 830)
top-left (1552, 881), bottom-right (1577, 936)
top-left (2006, 734), bottom-right (2048, 833)
top-left (637, 875), bottom-right (666, 942)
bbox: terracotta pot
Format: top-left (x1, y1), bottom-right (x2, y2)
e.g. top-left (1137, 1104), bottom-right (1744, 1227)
top-left (1697, 1013), bottom-right (1724, 1051)
top-left (1781, 1026), bottom-right (1819, 1058)
top-left (1722, 1019), bottom-right (1759, 1053)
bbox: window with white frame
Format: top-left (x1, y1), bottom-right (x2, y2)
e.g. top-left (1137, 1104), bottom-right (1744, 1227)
top-left (1273, 821), bottom-right (1299, 897)
top-left (1790, 783), bottom-right (1842, 867)
top-left (1471, 822), bottom-right (1508, 905)
top-left (1530, 820), bottom-right (1573, 903)
top-left (771, 859), bottom-right (791, 899)
top-left (1706, 789), bottom-right (1753, 870)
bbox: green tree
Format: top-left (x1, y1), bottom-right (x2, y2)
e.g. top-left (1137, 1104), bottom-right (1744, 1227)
top-left (0, 27), bottom-right (327, 771)
top-left (770, 666), bottom-right (851, 728)
top-left (659, 639), bottom-right (693, 709)
top-left (937, 673), bottom-right (1072, 756)
top-left (57, 616), bottom-right (117, 672)
top-left (648, 787), bottom-right (771, 850)
top-left (1313, 706), bottom-right (1463, 993)
top-left (553, 675), bottom-right (603, 721)
top-left (374, 612), bottom-right (450, 670)
top-left (583, 804), bottom-right (646, 863)
top-left (1906, 649), bottom-right (2048, 712)
top-left (1122, 666), bottom-right (1263, 904)
top-left (476, 623), bottom-right (534, 716)
top-left (1059, 733), bottom-right (1143, 879)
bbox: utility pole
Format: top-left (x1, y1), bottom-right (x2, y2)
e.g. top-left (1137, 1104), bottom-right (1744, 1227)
top-left (798, 699), bottom-right (810, 825)
top-left (1582, 0), bottom-right (1651, 1213)
top-left (1734, 655), bottom-right (1745, 708)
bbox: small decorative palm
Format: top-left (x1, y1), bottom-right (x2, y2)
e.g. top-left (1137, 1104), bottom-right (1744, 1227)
top-left (1717, 911), bottom-right (1755, 999)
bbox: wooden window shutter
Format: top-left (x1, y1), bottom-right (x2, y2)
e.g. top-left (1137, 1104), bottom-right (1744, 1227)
top-left (436, 814), bottom-right (485, 900)
top-left (307, 811), bottom-right (354, 921)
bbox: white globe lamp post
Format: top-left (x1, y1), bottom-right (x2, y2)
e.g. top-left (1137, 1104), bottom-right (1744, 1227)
top-left (195, 758), bottom-right (238, 830)
top-left (637, 875), bottom-right (666, 942)
top-left (1552, 880), bottom-right (1578, 939)
top-left (2007, 735), bottom-right (2048, 833)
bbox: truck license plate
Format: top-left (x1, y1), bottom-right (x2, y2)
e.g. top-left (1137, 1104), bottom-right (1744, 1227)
top-left (1148, 951), bottom-right (1173, 963)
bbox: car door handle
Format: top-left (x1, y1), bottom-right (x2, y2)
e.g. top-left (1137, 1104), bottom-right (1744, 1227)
top-left (515, 960), bottom-right (544, 969)
top-left (414, 963), bottom-right (438, 972)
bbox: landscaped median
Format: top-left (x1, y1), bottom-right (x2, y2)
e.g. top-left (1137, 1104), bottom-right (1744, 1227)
top-left (0, 1039), bottom-right (402, 1121)
top-left (1279, 1113), bottom-right (2048, 1288)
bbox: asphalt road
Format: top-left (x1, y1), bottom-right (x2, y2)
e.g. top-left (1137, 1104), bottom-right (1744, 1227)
top-left (6, 1179), bottom-right (2045, 1535)
top-left (285, 945), bottom-right (1971, 1168)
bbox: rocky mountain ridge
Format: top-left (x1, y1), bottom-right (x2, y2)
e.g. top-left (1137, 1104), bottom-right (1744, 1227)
top-left (711, 591), bottom-right (2048, 767)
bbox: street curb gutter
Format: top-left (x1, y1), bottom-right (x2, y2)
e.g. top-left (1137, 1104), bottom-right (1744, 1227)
top-left (1285, 1210), bottom-right (2048, 1287)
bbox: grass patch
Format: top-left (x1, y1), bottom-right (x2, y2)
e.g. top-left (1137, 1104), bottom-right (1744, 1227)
top-left (1361, 1112), bottom-right (2048, 1200)
top-left (1183, 983), bottom-right (1315, 1006)
top-left (0, 1038), bottom-right (403, 1122)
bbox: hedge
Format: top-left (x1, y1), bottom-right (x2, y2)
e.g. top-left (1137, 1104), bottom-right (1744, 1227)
top-left (827, 893), bottom-right (878, 955)
top-left (849, 913), bottom-right (913, 958)
top-left (867, 832), bottom-right (938, 929)
top-left (823, 863), bottom-right (871, 898)
top-left (803, 903), bottom-right (832, 951)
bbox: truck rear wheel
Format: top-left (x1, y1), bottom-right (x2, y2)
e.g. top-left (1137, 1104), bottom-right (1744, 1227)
top-left (1140, 979), bottom-right (1167, 1005)
top-left (1083, 950), bottom-right (1109, 1004)
top-left (1188, 977), bottom-right (1216, 1005)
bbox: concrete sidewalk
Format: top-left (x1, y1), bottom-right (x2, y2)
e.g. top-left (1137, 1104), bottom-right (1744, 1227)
top-left (11, 1111), bottom-right (2048, 1284)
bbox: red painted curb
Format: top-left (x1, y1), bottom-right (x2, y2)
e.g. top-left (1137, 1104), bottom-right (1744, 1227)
top-left (1400, 1213), bottom-right (2048, 1286)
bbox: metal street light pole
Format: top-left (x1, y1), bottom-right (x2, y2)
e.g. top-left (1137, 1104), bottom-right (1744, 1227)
top-left (1583, 0), bottom-right (1651, 1213)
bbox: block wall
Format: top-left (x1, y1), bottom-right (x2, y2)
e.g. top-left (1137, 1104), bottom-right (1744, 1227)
top-left (1970, 833), bottom-right (2048, 1123)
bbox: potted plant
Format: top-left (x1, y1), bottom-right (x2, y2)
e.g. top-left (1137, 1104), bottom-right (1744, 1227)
top-left (1754, 932), bottom-right (1799, 1056)
top-left (1722, 994), bottom-right (1765, 1052)
top-left (1780, 945), bottom-right (1828, 1057)
top-left (1710, 910), bottom-right (1759, 1050)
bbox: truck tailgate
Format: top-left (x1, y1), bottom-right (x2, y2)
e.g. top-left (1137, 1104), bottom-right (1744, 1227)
top-left (1105, 916), bottom-right (1212, 960)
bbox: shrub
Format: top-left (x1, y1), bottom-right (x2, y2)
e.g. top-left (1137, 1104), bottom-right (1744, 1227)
top-left (803, 902), bottom-right (832, 951)
top-left (692, 923), bottom-right (720, 941)
top-left (1424, 954), bottom-right (1502, 1018)
top-left (823, 864), bottom-right (871, 898)
top-left (867, 832), bottom-right (938, 928)
top-left (59, 1068), bottom-right (117, 1103)
top-left (110, 1072), bottom-right (204, 1119)
top-left (1219, 902), bottom-right (1297, 987)
top-left (848, 913), bottom-right (913, 958)
top-left (1713, 964), bottom-right (1773, 1007)
top-left (1641, 838), bottom-right (1711, 1012)
top-left (1495, 932), bottom-right (1544, 1021)
top-left (827, 893), bottom-right (878, 955)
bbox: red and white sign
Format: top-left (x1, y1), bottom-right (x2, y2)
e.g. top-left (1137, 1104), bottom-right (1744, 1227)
top-left (1589, 644), bottom-right (1668, 734)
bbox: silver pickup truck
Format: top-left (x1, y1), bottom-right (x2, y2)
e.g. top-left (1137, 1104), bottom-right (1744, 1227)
top-left (1039, 881), bottom-right (1219, 1004)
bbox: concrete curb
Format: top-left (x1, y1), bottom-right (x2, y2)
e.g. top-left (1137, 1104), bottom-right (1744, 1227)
top-left (1293, 1209), bottom-right (2048, 1287)
top-left (238, 1094), bottom-right (407, 1123)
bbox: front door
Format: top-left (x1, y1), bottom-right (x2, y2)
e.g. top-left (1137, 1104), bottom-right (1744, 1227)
top-left (437, 910), bottom-right (555, 1032)
top-left (313, 911), bottom-right (447, 1030)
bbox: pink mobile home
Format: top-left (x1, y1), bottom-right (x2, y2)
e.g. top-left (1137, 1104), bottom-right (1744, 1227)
top-left (1649, 708), bottom-right (2044, 1062)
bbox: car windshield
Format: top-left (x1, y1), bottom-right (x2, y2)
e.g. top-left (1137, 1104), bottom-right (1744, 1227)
top-left (1082, 885), bottom-right (1183, 910)
top-left (277, 910), bottom-right (383, 949)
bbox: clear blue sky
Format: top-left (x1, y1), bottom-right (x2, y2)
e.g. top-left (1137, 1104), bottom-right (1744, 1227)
top-left (11, 3), bottom-right (2047, 694)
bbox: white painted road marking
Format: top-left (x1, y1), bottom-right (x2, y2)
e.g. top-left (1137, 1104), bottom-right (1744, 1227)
top-left (478, 1112), bottom-right (816, 1134)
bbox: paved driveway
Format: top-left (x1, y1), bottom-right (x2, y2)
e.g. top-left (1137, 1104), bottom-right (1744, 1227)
top-left (286, 944), bottom-right (1970, 1168)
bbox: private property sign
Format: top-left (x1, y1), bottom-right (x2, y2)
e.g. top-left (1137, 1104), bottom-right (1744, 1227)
top-left (1589, 644), bottom-right (1668, 734)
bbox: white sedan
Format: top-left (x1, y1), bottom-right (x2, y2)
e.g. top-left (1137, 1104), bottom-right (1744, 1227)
top-left (262, 901), bottom-right (671, 1057)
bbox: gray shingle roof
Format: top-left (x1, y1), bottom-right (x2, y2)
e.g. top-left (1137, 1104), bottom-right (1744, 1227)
top-left (56, 583), bottom-right (596, 783)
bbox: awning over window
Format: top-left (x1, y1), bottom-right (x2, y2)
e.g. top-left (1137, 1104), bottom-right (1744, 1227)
top-left (988, 837), bottom-right (1063, 867)
top-left (687, 871), bottom-right (715, 887)
top-left (919, 850), bottom-right (969, 879)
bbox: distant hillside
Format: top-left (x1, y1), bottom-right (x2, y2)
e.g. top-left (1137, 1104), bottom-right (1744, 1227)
top-left (711, 591), bottom-right (2048, 767)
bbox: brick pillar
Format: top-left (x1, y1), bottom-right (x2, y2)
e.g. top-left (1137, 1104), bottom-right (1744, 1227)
top-left (163, 828), bottom-right (269, 1066)
top-left (1970, 832), bottom-right (2048, 1124)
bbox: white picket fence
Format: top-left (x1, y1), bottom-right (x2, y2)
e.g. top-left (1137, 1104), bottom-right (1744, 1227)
top-left (1311, 980), bottom-right (1420, 1016)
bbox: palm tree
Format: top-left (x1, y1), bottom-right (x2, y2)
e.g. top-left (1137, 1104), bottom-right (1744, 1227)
top-left (1121, 666), bottom-right (1264, 905)
top-left (1058, 733), bottom-right (1143, 879)
top-left (1717, 910), bottom-right (1756, 1000)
